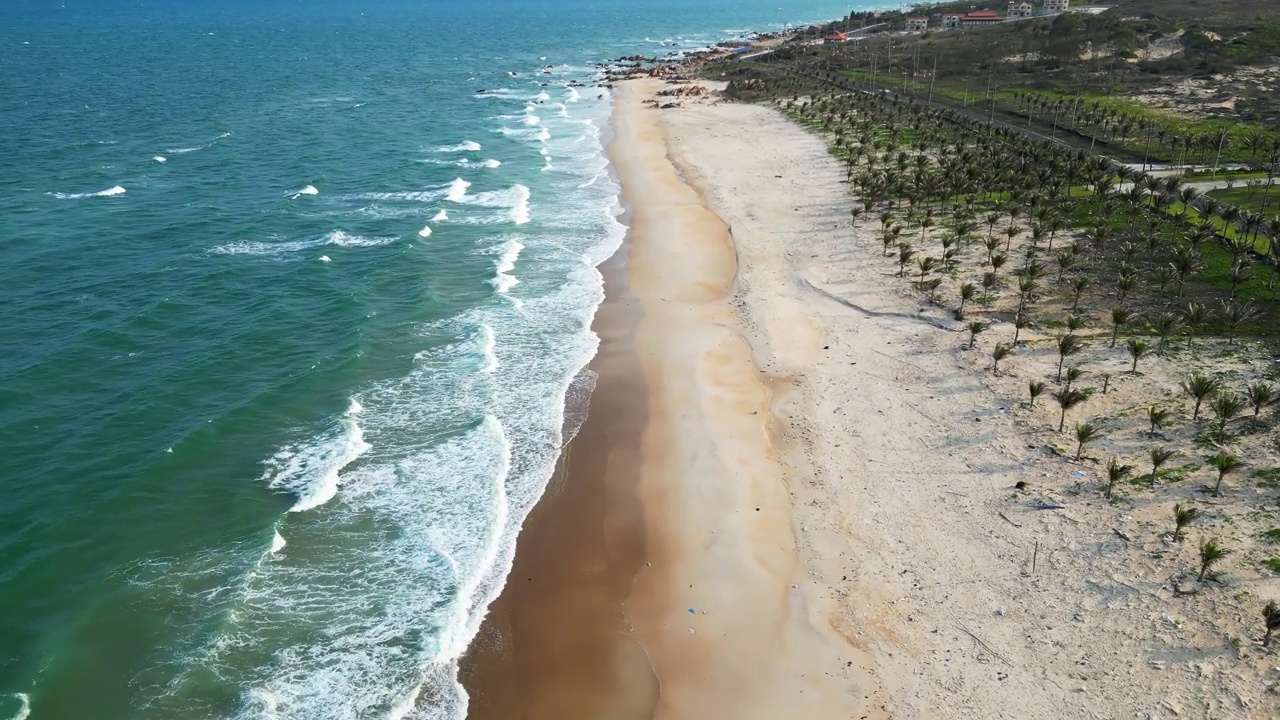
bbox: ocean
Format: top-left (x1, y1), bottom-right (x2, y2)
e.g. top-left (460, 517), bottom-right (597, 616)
top-left (0, 1), bottom-right (858, 718)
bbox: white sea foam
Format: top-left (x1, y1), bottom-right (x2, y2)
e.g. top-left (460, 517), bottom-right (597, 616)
top-left (50, 185), bottom-right (125, 199)
top-left (478, 325), bottom-right (498, 374)
top-left (6, 694), bottom-right (30, 720)
top-left (211, 230), bottom-right (396, 256)
top-left (445, 178), bottom-right (471, 203)
top-left (151, 79), bottom-right (624, 720)
top-left (432, 209), bottom-right (448, 222)
top-left (319, 255), bottom-right (331, 262)
top-left (434, 140), bottom-right (482, 152)
top-left (492, 237), bottom-right (524, 293)
top-left (418, 225), bottom-right (433, 238)
top-left (448, 184), bottom-right (530, 225)
top-left (522, 114), bottom-right (541, 126)
top-left (261, 398), bottom-right (369, 513)
top-left (270, 530), bottom-right (286, 554)
top-left (153, 155), bottom-right (167, 163)
top-left (480, 158), bottom-right (501, 168)
top-left (290, 185), bottom-right (319, 199)
top-left (566, 86), bottom-right (581, 103)
top-left (508, 185), bottom-right (530, 224)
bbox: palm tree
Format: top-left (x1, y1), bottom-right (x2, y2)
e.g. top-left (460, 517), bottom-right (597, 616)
top-left (1056, 334), bottom-right (1086, 382)
top-left (1012, 313), bottom-right (1031, 344)
top-left (1223, 300), bottom-right (1258, 344)
top-left (992, 343), bottom-right (1013, 374)
top-left (1126, 338), bottom-right (1150, 373)
top-left (1116, 271), bottom-right (1138, 304)
top-left (1183, 302), bottom-right (1207, 350)
top-left (1245, 381), bottom-right (1277, 425)
top-left (1182, 372), bottom-right (1220, 421)
top-left (1104, 456), bottom-right (1133, 499)
top-left (1150, 447), bottom-right (1177, 479)
top-left (1210, 392), bottom-right (1248, 442)
top-left (1148, 405), bottom-right (1170, 437)
top-left (1109, 307), bottom-right (1133, 348)
top-left (1054, 387), bottom-right (1089, 432)
top-left (967, 320), bottom-right (987, 349)
top-left (1264, 601), bottom-right (1280, 647)
top-left (1170, 246), bottom-right (1202, 297)
top-left (896, 242), bottom-right (917, 277)
top-left (1210, 450), bottom-right (1242, 497)
top-left (1028, 380), bottom-right (1046, 408)
top-left (957, 282), bottom-right (977, 319)
top-left (1069, 276), bottom-right (1090, 313)
top-left (1066, 314), bottom-right (1086, 332)
top-left (1151, 314), bottom-right (1182, 355)
top-left (1172, 503), bottom-right (1198, 542)
top-left (1198, 538), bottom-right (1229, 581)
top-left (1075, 421), bottom-right (1102, 460)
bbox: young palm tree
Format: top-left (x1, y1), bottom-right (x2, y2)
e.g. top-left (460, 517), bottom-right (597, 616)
top-left (1198, 538), bottom-right (1229, 581)
top-left (1209, 392), bottom-right (1248, 443)
top-left (967, 320), bottom-right (988, 349)
top-left (916, 256), bottom-right (938, 284)
top-left (1104, 456), bottom-right (1133, 499)
top-left (1171, 246), bottom-right (1202, 297)
top-left (1075, 421), bottom-right (1102, 460)
top-left (1066, 314), bottom-right (1086, 332)
top-left (1210, 450), bottom-right (1243, 497)
top-left (896, 242), bottom-right (917, 277)
top-left (1064, 365), bottom-right (1087, 392)
top-left (1172, 503), bottom-right (1198, 542)
top-left (992, 343), bottom-right (1013, 374)
top-left (981, 271), bottom-right (998, 304)
top-left (1245, 381), bottom-right (1277, 425)
top-left (1070, 275), bottom-right (1090, 312)
top-left (1151, 314), bottom-right (1182, 356)
top-left (1116, 271), bottom-right (1138, 304)
top-left (956, 282), bottom-right (977, 319)
top-left (1182, 372), bottom-right (1221, 421)
top-left (1012, 313), bottom-right (1031, 344)
top-left (1054, 387), bottom-right (1089, 432)
top-left (1126, 338), bottom-right (1150, 373)
top-left (1055, 334), bottom-right (1086, 382)
top-left (1028, 380), bottom-right (1046, 408)
top-left (1148, 405), bottom-right (1170, 437)
top-left (1150, 447), bottom-right (1177, 479)
top-left (1223, 300), bottom-right (1258, 345)
top-left (1264, 601), bottom-right (1280, 647)
top-left (1183, 301), bottom-right (1207, 350)
top-left (1109, 306), bottom-right (1134, 348)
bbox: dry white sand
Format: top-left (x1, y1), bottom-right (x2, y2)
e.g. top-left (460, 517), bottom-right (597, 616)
top-left (622, 78), bottom-right (1280, 719)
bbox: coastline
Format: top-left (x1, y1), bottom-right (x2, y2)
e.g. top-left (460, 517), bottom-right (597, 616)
top-left (461, 78), bottom-right (885, 719)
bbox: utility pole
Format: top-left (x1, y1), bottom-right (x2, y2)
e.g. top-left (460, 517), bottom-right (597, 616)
top-left (986, 63), bottom-right (995, 122)
top-left (927, 51), bottom-right (938, 107)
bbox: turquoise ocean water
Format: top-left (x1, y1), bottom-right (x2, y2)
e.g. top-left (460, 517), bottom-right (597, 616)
top-left (0, 1), bottom-right (859, 718)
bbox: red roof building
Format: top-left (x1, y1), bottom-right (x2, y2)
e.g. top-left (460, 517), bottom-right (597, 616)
top-left (960, 9), bottom-right (1004, 25)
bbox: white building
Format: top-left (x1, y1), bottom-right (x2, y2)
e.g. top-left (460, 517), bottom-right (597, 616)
top-left (905, 15), bottom-right (929, 32)
top-left (1045, 0), bottom-right (1070, 11)
top-left (941, 13), bottom-right (964, 28)
top-left (1008, 1), bottom-right (1034, 17)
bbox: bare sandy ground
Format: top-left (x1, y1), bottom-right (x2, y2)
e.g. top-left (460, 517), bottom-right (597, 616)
top-left (647, 82), bottom-right (1280, 718)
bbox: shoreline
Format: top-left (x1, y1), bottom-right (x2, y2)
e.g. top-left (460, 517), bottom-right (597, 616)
top-left (461, 78), bottom-right (884, 719)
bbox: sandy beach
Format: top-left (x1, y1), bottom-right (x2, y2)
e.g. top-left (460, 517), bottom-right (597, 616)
top-left (463, 77), bottom-right (1280, 719)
